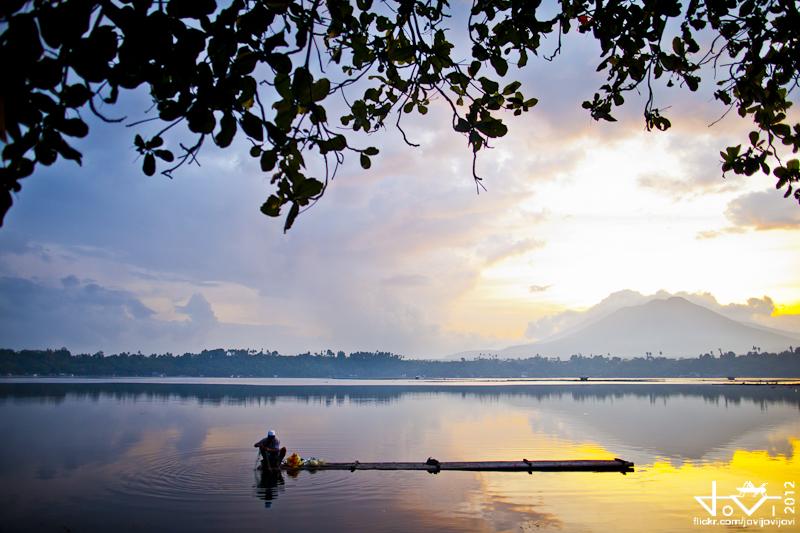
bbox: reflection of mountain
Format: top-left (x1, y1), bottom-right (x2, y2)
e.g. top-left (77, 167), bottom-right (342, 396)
top-left (500, 297), bottom-right (800, 358)
top-left (508, 393), bottom-right (800, 462)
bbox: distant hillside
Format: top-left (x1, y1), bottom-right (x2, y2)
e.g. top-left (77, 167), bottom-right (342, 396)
top-left (498, 297), bottom-right (800, 358)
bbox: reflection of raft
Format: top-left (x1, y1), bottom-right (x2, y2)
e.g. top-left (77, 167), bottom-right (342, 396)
top-left (278, 458), bottom-right (634, 473)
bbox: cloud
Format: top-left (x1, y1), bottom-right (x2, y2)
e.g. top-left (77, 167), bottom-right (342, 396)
top-left (0, 276), bottom-right (155, 351)
top-left (525, 309), bottom-right (581, 340)
top-left (0, 276), bottom-right (229, 354)
top-left (480, 237), bottom-right (545, 264)
top-left (381, 274), bottom-right (429, 287)
top-left (725, 190), bottom-right (800, 230)
top-left (176, 293), bottom-right (217, 328)
top-left (698, 189), bottom-right (800, 238)
top-left (60, 275), bottom-right (80, 288)
top-left (635, 130), bottom-right (744, 195)
top-left (637, 170), bottom-right (734, 200)
top-left (525, 289), bottom-right (656, 340)
top-left (695, 227), bottom-right (745, 240)
top-left (0, 20), bottom-right (794, 359)
top-left (529, 284), bottom-right (551, 293)
top-left (0, 111), bottom-right (546, 356)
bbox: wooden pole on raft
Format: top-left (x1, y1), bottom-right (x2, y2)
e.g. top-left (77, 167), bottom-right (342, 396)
top-left (276, 458), bottom-right (634, 473)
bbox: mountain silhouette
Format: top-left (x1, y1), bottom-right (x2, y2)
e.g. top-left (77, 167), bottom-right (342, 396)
top-left (497, 297), bottom-right (799, 358)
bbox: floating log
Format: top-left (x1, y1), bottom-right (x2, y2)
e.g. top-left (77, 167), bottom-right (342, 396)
top-left (272, 458), bottom-right (634, 473)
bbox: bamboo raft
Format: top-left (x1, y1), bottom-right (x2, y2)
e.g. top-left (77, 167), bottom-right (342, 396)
top-left (271, 458), bottom-right (634, 473)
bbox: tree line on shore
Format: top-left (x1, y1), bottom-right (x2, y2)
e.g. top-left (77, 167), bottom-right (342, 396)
top-left (1, 347), bottom-right (799, 378)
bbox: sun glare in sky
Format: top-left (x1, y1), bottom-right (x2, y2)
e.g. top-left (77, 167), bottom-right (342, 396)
top-left (445, 131), bottom-right (799, 343)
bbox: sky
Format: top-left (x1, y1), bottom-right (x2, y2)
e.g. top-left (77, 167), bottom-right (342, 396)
top-left (0, 6), bottom-right (798, 357)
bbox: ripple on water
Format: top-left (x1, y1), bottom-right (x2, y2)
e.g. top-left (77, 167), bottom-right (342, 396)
top-left (106, 447), bottom-right (259, 502)
top-left (105, 446), bottom-right (393, 505)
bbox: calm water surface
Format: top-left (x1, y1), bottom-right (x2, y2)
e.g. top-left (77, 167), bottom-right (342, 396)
top-left (0, 379), bottom-right (798, 532)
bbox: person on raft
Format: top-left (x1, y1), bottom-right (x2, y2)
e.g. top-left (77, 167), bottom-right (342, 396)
top-left (254, 429), bottom-right (286, 469)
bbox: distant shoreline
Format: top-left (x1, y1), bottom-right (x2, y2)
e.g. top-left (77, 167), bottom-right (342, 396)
top-left (3, 348), bottom-right (799, 380)
top-left (2, 375), bottom-right (799, 386)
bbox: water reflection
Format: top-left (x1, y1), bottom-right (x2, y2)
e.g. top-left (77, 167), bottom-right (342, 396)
top-left (3, 381), bottom-right (796, 464)
top-left (255, 469), bottom-right (285, 509)
top-left (0, 381), bottom-right (797, 532)
top-left (2, 381), bottom-right (798, 409)
top-left (478, 439), bottom-right (800, 533)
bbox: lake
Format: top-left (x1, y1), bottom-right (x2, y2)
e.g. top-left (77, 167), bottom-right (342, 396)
top-left (0, 379), bottom-right (797, 532)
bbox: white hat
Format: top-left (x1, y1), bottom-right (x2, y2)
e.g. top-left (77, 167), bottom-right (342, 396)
top-left (267, 429), bottom-right (276, 437)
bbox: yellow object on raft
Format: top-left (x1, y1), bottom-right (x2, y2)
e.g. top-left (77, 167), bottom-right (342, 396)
top-left (285, 453), bottom-right (303, 468)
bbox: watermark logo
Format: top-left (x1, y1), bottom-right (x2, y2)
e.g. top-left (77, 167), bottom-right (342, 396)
top-left (692, 481), bottom-right (796, 528)
top-left (695, 481), bottom-right (780, 517)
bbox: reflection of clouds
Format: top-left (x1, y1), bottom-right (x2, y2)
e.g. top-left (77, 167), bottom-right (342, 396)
top-left (1, 383), bottom-right (799, 532)
top-left (458, 441), bottom-right (800, 533)
top-left (463, 474), bottom-right (567, 531)
top-left (174, 423), bottom-right (210, 453)
top-left (721, 419), bottom-right (800, 461)
top-left (5, 383), bottom-right (800, 459)
top-left (457, 474), bottom-right (563, 532)
top-left (381, 466), bottom-right (564, 532)
top-left (477, 496), bottom-right (562, 532)
top-left (0, 407), bottom-right (142, 477)
top-left (0, 397), bottom-right (216, 482)
top-left (502, 390), bottom-right (800, 463)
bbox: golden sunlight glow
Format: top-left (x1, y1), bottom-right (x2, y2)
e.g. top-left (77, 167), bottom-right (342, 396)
top-left (443, 132), bottom-right (800, 343)
top-left (436, 410), bottom-right (615, 461)
top-left (388, 399), bottom-right (800, 533)
top-left (773, 302), bottom-right (800, 317)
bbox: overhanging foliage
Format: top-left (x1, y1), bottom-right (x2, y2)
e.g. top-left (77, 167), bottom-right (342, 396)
top-left (1, 0), bottom-right (798, 230)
